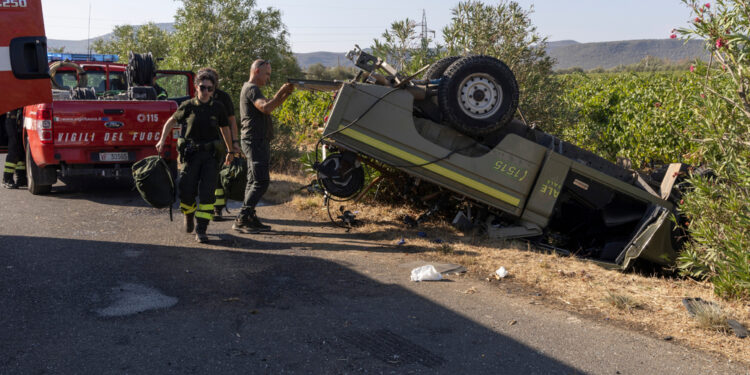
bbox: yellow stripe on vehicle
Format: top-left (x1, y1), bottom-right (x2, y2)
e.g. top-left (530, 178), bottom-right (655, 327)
top-left (339, 128), bottom-right (520, 207)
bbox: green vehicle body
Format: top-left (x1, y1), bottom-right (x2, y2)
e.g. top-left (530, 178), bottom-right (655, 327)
top-left (322, 83), bottom-right (681, 269)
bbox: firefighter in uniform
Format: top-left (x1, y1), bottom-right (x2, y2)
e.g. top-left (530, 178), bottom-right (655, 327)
top-left (3, 109), bottom-right (27, 189)
top-left (155, 68), bottom-right (234, 242)
top-left (203, 68), bottom-right (241, 220)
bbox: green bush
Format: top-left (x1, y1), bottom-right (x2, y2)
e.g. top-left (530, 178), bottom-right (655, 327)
top-left (556, 72), bottom-right (698, 168)
top-left (672, 0), bottom-right (750, 299)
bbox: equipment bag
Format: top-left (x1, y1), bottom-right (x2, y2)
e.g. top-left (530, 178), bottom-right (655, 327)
top-left (220, 156), bottom-right (247, 202)
top-left (132, 156), bottom-right (175, 215)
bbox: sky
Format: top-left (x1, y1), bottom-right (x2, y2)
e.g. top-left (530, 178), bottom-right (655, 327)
top-left (41, 0), bottom-right (696, 53)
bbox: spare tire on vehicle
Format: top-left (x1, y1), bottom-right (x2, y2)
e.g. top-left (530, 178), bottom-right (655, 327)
top-left (422, 56), bottom-right (460, 80)
top-left (438, 55), bottom-right (519, 136)
top-left (317, 152), bottom-right (365, 198)
top-left (127, 52), bottom-right (156, 87)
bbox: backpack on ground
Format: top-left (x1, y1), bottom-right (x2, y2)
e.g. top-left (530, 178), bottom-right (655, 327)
top-left (220, 156), bottom-right (247, 202)
top-left (132, 156), bottom-right (175, 213)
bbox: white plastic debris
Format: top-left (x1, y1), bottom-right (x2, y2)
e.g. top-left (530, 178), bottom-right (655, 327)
top-left (410, 265), bottom-right (443, 282)
top-left (495, 266), bottom-right (509, 278)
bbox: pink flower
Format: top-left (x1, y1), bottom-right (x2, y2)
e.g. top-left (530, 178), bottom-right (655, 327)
top-left (654, 102), bottom-right (662, 108)
top-left (705, 3), bottom-right (710, 8)
top-left (716, 38), bottom-right (726, 48)
top-left (694, 17), bottom-right (702, 23)
top-left (700, 93), bottom-right (706, 98)
top-left (670, 34), bottom-right (677, 39)
top-left (690, 65), bottom-right (695, 72)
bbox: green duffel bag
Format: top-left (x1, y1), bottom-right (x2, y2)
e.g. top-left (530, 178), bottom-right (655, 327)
top-left (220, 156), bottom-right (247, 202)
top-left (132, 155), bottom-right (175, 209)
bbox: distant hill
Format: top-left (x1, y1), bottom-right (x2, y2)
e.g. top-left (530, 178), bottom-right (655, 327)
top-left (294, 51), bottom-right (354, 69)
top-left (48, 25), bottom-right (709, 71)
top-left (47, 23), bottom-right (174, 54)
top-left (547, 39), bottom-right (708, 70)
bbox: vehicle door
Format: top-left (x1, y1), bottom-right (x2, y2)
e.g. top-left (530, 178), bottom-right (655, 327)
top-left (155, 70), bottom-right (195, 105)
top-left (0, 0), bottom-right (51, 115)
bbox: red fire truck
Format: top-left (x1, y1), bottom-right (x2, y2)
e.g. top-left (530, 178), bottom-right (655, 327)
top-left (1, 1), bottom-right (193, 194)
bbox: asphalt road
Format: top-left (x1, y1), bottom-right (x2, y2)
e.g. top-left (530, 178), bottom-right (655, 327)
top-left (0, 157), bottom-right (747, 374)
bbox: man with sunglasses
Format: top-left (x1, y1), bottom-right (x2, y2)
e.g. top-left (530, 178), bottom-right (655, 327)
top-left (155, 68), bottom-right (234, 242)
top-left (233, 59), bottom-right (294, 233)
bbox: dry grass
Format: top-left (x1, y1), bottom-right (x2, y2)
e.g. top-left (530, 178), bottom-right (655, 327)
top-left (604, 292), bottom-right (642, 311)
top-left (273, 172), bottom-right (750, 364)
top-left (687, 300), bottom-right (732, 334)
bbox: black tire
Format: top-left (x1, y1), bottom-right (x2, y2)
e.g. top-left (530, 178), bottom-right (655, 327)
top-left (26, 143), bottom-right (52, 195)
top-left (127, 52), bottom-right (155, 87)
top-left (318, 153), bottom-right (365, 198)
top-left (438, 55), bottom-right (519, 136)
top-left (422, 56), bottom-right (461, 80)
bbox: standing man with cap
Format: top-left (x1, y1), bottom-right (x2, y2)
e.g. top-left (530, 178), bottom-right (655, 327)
top-left (233, 59), bottom-right (294, 233)
top-left (155, 68), bottom-right (234, 242)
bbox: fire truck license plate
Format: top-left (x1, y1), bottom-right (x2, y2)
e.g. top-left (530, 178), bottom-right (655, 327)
top-left (99, 152), bottom-right (130, 162)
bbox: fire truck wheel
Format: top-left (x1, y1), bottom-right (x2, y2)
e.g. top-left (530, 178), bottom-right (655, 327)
top-left (438, 55), bottom-right (519, 136)
top-left (26, 143), bottom-right (52, 195)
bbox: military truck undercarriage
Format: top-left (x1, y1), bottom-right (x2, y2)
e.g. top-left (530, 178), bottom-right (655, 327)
top-left (293, 47), bottom-right (687, 270)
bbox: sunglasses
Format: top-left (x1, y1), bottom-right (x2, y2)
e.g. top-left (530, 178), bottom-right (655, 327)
top-left (199, 85), bottom-right (215, 92)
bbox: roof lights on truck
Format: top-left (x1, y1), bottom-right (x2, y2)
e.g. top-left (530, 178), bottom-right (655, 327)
top-left (47, 53), bottom-right (119, 63)
top-left (37, 107), bottom-right (52, 143)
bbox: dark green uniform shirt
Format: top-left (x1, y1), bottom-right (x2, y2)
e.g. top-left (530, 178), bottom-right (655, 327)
top-left (173, 97), bottom-right (229, 143)
top-left (239, 82), bottom-right (273, 141)
top-left (213, 88), bottom-right (235, 118)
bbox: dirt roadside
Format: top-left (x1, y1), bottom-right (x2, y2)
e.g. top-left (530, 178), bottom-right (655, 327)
top-left (264, 172), bottom-right (750, 366)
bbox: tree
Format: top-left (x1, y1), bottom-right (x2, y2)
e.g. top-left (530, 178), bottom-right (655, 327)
top-left (442, 1), bottom-right (560, 128)
top-left (370, 18), bottom-right (442, 75)
top-left (92, 22), bottom-right (171, 62)
top-left (167, 0), bottom-right (301, 110)
top-left (371, 19), bottom-right (418, 72)
top-left (304, 63), bottom-right (357, 81)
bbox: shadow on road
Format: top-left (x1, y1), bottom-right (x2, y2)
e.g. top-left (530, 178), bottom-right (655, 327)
top-left (0, 234), bottom-right (580, 374)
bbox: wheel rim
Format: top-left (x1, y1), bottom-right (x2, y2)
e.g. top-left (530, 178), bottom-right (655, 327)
top-left (457, 73), bottom-right (503, 120)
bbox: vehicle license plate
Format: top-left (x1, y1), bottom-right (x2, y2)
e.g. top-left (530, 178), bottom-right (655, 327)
top-left (99, 152), bottom-right (129, 162)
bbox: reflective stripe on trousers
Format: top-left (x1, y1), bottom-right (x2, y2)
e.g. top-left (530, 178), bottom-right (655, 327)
top-left (180, 202), bottom-right (197, 214)
top-left (196, 203), bottom-right (214, 220)
top-left (214, 188), bottom-right (225, 206)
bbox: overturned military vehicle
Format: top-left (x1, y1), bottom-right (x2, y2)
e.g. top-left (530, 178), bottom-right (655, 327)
top-left (294, 46), bottom-right (687, 270)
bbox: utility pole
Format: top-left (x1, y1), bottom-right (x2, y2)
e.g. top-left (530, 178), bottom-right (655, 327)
top-left (415, 9), bottom-right (435, 45)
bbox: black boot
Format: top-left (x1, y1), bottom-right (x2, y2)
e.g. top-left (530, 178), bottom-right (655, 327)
top-left (2, 173), bottom-right (16, 189)
top-left (195, 218), bottom-right (209, 243)
top-left (184, 212), bottom-right (195, 233)
top-left (212, 205), bottom-right (227, 221)
top-left (250, 213), bottom-right (272, 231)
top-left (15, 172), bottom-right (27, 188)
top-left (232, 212), bottom-right (255, 233)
